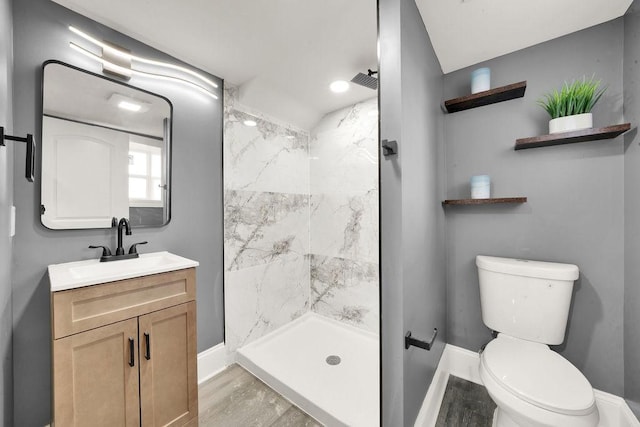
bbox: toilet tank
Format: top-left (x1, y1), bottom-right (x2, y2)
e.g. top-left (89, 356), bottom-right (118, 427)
top-left (476, 255), bottom-right (579, 345)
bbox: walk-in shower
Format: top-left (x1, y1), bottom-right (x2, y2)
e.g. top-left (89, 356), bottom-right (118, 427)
top-left (223, 86), bottom-right (379, 424)
top-left (219, 2), bottom-right (379, 423)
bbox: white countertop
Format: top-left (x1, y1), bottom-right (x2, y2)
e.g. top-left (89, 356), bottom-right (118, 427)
top-left (48, 251), bottom-right (199, 292)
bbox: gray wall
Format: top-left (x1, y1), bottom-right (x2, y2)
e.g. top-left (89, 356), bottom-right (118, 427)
top-left (443, 20), bottom-right (625, 396)
top-left (0, 0), bottom-right (13, 424)
top-left (379, 0), bottom-right (404, 422)
top-left (399, 0), bottom-right (446, 423)
top-left (380, 0), bottom-right (446, 424)
top-left (11, 0), bottom-right (223, 425)
top-left (624, 2), bottom-right (640, 417)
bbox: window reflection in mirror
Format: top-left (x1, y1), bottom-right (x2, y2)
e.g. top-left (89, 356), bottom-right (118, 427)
top-left (41, 61), bottom-right (172, 229)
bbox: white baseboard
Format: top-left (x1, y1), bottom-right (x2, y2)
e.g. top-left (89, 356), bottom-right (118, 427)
top-left (437, 344), bottom-right (483, 385)
top-left (414, 344), bottom-right (640, 427)
top-left (413, 363), bottom-right (449, 427)
top-left (593, 389), bottom-right (640, 427)
top-left (197, 342), bottom-right (228, 384)
top-left (414, 344), bottom-right (481, 427)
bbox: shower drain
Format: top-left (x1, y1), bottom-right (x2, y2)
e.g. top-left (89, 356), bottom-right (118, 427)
top-left (326, 355), bottom-right (341, 365)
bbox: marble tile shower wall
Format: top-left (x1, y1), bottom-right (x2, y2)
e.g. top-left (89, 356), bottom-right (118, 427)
top-left (309, 98), bottom-right (379, 333)
top-left (224, 86), bottom-right (379, 353)
top-left (224, 87), bottom-right (311, 353)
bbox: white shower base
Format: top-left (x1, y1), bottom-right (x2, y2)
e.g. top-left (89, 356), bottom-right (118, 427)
top-left (236, 313), bottom-right (380, 427)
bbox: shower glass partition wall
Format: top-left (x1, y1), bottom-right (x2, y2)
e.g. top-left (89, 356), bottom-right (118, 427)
top-left (223, 86), bottom-right (379, 426)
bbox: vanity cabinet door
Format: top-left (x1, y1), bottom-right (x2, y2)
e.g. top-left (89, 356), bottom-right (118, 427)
top-left (52, 318), bottom-right (140, 427)
top-left (139, 302), bottom-right (198, 427)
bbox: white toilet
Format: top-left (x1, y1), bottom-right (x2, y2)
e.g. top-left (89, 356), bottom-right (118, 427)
top-left (476, 255), bottom-right (599, 427)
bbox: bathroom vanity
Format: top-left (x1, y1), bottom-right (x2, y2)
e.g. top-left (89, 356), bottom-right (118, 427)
top-left (48, 252), bottom-right (199, 426)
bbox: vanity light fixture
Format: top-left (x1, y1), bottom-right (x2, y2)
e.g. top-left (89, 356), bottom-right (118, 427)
top-left (329, 80), bottom-right (350, 93)
top-left (69, 26), bottom-right (218, 89)
top-left (70, 43), bottom-right (218, 99)
top-left (68, 26), bottom-right (218, 99)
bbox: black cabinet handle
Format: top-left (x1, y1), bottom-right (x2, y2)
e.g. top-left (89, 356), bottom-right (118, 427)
top-left (128, 338), bottom-right (135, 367)
top-left (144, 333), bottom-right (151, 360)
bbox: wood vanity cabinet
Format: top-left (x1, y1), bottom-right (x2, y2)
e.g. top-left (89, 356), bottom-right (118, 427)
top-left (51, 268), bottom-right (198, 427)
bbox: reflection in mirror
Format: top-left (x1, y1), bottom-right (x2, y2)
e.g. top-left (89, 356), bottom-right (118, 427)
top-left (41, 61), bottom-right (172, 229)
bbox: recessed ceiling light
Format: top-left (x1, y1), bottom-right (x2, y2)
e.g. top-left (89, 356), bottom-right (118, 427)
top-left (330, 80), bottom-right (350, 93)
top-left (108, 93), bottom-right (150, 113)
top-left (118, 100), bottom-right (143, 112)
top-left (243, 120), bottom-right (257, 127)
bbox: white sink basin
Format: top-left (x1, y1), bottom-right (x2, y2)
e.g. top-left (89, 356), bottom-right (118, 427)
top-left (48, 251), bottom-right (199, 292)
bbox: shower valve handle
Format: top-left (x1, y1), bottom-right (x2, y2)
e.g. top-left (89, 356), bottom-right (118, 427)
top-left (382, 139), bottom-right (398, 156)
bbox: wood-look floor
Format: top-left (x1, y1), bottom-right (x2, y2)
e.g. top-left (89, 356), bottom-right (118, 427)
top-left (197, 366), bottom-right (495, 427)
top-left (197, 364), bottom-right (323, 427)
top-left (435, 375), bottom-right (496, 427)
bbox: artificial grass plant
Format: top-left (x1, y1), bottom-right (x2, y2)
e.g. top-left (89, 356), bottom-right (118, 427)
top-left (538, 76), bottom-right (606, 119)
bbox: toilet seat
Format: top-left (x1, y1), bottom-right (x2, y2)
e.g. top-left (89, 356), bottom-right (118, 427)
top-left (482, 334), bottom-right (595, 415)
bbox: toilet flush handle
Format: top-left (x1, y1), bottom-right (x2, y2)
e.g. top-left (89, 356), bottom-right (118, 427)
top-left (405, 328), bottom-right (438, 351)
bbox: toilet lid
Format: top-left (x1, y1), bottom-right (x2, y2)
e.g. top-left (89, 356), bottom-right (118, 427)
top-left (481, 335), bottom-right (595, 415)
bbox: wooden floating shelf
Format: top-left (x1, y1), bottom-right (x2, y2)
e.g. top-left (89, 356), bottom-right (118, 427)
top-left (444, 81), bottom-right (527, 113)
top-left (515, 123), bottom-right (631, 150)
top-left (442, 197), bottom-right (527, 206)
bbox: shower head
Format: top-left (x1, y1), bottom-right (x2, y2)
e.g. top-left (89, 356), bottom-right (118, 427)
top-left (351, 69), bottom-right (378, 90)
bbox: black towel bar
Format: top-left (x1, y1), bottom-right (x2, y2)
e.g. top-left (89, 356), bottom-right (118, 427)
top-left (1, 126), bottom-right (35, 182)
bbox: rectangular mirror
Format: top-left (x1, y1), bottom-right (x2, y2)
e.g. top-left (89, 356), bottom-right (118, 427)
top-left (41, 60), bottom-right (172, 229)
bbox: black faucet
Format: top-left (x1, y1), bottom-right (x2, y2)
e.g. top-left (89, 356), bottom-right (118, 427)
top-left (116, 217), bottom-right (132, 255)
top-left (89, 217), bottom-right (148, 262)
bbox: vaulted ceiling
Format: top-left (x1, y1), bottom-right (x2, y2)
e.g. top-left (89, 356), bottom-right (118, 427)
top-left (51, 0), bottom-right (632, 128)
top-left (416, 0), bottom-right (632, 73)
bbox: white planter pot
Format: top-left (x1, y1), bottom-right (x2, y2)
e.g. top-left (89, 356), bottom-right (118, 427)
top-left (548, 113), bottom-right (593, 134)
